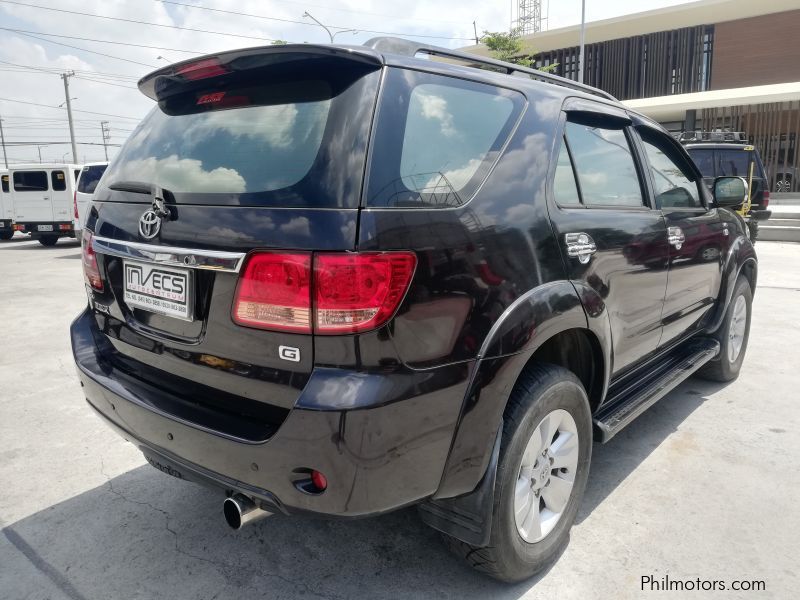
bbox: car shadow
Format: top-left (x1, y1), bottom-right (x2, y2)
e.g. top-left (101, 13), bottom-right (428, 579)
top-left (577, 376), bottom-right (728, 524)
top-left (54, 253), bottom-right (82, 260)
top-left (1, 378), bottom-right (727, 600)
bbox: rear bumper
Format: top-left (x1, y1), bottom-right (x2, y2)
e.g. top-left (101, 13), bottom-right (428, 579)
top-left (71, 308), bottom-right (471, 517)
top-left (750, 209), bottom-right (772, 221)
top-left (0, 219), bottom-right (11, 232)
top-left (15, 222), bottom-right (74, 236)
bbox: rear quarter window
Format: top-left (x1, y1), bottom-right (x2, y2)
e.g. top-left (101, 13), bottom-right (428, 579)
top-left (1, 174), bottom-right (8, 193)
top-left (366, 69), bottom-right (525, 208)
top-left (13, 171), bottom-right (49, 192)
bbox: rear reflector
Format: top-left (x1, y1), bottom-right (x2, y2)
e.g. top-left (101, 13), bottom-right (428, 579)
top-left (175, 58), bottom-right (230, 81)
top-left (82, 231), bottom-right (103, 291)
top-left (232, 253), bottom-right (312, 333)
top-left (232, 252), bottom-right (417, 335)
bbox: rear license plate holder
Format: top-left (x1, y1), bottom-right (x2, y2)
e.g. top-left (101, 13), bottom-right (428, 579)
top-left (37, 224), bottom-right (53, 232)
top-left (123, 260), bottom-right (193, 321)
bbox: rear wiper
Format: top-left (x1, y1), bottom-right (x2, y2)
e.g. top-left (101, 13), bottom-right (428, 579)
top-left (108, 181), bottom-right (171, 218)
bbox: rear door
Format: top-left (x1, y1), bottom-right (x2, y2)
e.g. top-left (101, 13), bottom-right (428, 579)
top-left (635, 127), bottom-right (727, 347)
top-left (12, 170), bottom-right (53, 223)
top-left (86, 49), bottom-right (381, 422)
top-left (49, 169), bottom-right (72, 222)
top-left (548, 104), bottom-right (668, 375)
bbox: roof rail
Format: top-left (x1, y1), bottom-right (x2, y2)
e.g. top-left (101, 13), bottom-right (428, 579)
top-left (362, 36), bottom-right (617, 102)
top-left (678, 130), bottom-right (749, 144)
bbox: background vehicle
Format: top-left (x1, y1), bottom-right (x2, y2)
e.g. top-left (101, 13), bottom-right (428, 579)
top-left (71, 39), bottom-right (757, 582)
top-left (74, 162), bottom-right (108, 243)
top-left (682, 134), bottom-right (771, 242)
top-left (11, 163), bottom-right (80, 246)
top-left (0, 170), bottom-right (13, 240)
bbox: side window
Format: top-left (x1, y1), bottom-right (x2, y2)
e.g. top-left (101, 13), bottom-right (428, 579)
top-left (553, 137), bottom-right (581, 206)
top-left (1, 174), bottom-right (8, 193)
top-left (564, 120), bottom-right (644, 207)
top-left (13, 171), bottom-right (49, 192)
top-left (367, 69), bottom-right (525, 208)
top-left (640, 134), bottom-right (702, 209)
top-left (51, 171), bottom-right (66, 192)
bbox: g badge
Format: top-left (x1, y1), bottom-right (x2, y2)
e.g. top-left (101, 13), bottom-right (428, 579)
top-left (278, 345), bottom-right (300, 362)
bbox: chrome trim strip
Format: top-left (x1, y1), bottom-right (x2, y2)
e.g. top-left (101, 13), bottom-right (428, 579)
top-left (92, 236), bottom-right (246, 273)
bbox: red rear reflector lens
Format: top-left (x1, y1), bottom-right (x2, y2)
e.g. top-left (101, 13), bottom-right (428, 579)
top-left (310, 470), bottom-right (327, 492)
top-left (176, 58), bottom-right (230, 81)
top-left (314, 252), bottom-right (416, 334)
top-left (233, 253), bottom-right (312, 333)
top-left (82, 231), bottom-right (103, 291)
top-left (73, 191), bottom-right (79, 219)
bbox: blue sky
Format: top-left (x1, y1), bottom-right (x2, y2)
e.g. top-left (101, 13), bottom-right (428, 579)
top-left (0, 0), bottom-right (696, 164)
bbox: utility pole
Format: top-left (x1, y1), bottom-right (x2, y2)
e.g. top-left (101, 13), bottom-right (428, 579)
top-left (578, 0), bottom-right (586, 83)
top-left (100, 121), bottom-right (110, 161)
top-left (473, 21), bottom-right (479, 45)
top-left (61, 71), bottom-right (78, 164)
top-left (0, 113), bottom-right (8, 168)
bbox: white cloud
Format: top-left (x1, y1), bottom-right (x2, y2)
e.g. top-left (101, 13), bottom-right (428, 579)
top-left (111, 155), bottom-right (246, 192)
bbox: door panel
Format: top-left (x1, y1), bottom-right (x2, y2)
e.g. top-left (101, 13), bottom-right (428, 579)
top-left (549, 115), bottom-right (669, 376)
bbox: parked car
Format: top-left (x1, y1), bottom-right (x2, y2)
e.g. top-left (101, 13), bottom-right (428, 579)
top-left (682, 139), bottom-right (771, 242)
top-left (0, 170), bottom-right (13, 240)
top-left (11, 163), bottom-right (80, 246)
top-left (74, 162), bottom-right (109, 243)
top-left (71, 39), bottom-right (757, 582)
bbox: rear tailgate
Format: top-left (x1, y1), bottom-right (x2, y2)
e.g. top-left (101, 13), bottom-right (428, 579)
top-left (85, 47), bottom-right (382, 439)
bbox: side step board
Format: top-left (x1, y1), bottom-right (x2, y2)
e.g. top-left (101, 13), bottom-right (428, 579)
top-left (594, 338), bottom-right (720, 443)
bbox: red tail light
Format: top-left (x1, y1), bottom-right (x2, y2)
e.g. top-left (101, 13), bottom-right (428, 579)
top-left (314, 253), bottom-right (417, 334)
top-left (73, 191), bottom-right (79, 219)
top-left (761, 190), bottom-right (770, 208)
top-left (233, 253), bottom-right (312, 332)
top-left (232, 252), bottom-right (416, 334)
top-left (176, 58), bottom-right (230, 81)
top-left (82, 231), bottom-right (103, 291)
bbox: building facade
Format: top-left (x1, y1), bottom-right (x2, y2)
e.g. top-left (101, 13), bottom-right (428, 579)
top-left (465, 0), bottom-right (800, 191)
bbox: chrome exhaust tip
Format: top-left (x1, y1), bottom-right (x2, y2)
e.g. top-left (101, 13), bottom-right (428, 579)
top-left (223, 494), bottom-right (272, 530)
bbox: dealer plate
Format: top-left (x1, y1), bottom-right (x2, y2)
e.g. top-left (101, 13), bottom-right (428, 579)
top-left (123, 260), bottom-right (192, 320)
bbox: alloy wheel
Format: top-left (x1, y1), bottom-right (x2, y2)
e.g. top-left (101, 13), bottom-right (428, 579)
top-left (728, 294), bottom-right (747, 363)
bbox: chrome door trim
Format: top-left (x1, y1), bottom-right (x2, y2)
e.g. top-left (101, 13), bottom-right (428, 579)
top-left (92, 236), bottom-right (246, 273)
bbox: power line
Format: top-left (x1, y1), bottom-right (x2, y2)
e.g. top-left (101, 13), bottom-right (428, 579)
top-left (155, 0), bottom-right (475, 41)
top-left (0, 96), bottom-right (143, 120)
top-left (0, 60), bottom-right (139, 81)
top-left (0, 27), bottom-right (206, 57)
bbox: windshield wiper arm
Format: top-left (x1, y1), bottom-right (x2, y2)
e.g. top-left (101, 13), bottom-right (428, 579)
top-left (107, 181), bottom-right (171, 217)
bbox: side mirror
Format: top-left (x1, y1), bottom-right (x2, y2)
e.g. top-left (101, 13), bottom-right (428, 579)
top-left (713, 176), bottom-right (749, 207)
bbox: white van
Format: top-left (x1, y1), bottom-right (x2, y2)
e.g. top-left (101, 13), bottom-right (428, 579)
top-left (74, 162), bottom-right (108, 243)
top-left (0, 170), bottom-right (13, 240)
top-left (10, 164), bottom-right (81, 246)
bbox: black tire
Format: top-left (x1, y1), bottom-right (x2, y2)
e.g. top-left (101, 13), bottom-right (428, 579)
top-left (697, 277), bottom-right (752, 382)
top-left (0, 231), bottom-right (13, 240)
top-left (442, 363), bottom-right (592, 582)
top-left (38, 235), bottom-right (59, 247)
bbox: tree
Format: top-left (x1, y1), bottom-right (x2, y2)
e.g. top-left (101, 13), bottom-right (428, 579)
top-left (270, 39), bottom-right (288, 45)
top-left (481, 28), bottom-right (558, 72)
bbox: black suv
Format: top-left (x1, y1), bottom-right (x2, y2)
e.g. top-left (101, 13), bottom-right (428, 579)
top-left (71, 39), bottom-right (757, 582)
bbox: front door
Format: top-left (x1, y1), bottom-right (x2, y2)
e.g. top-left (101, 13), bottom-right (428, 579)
top-left (634, 127), bottom-right (727, 348)
top-left (548, 110), bottom-right (669, 376)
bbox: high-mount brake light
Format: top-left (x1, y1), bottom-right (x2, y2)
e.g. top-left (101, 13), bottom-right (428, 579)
top-left (82, 230), bottom-right (103, 291)
top-left (232, 252), bottom-right (417, 334)
top-left (175, 58), bottom-right (230, 81)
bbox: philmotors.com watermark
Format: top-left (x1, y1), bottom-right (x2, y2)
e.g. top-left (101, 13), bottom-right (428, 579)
top-left (642, 574), bottom-right (766, 592)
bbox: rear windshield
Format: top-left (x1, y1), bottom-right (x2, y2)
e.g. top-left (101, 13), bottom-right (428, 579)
top-left (77, 164), bottom-right (108, 194)
top-left (686, 148), bottom-right (715, 177)
top-left (366, 69), bottom-right (525, 208)
top-left (716, 149), bottom-right (757, 177)
top-left (101, 59), bottom-right (380, 208)
top-left (13, 171), bottom-right (48, 192)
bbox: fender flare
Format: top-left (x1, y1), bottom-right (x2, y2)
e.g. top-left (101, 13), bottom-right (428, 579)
top-left (706, 233), bottom-right (757, 335)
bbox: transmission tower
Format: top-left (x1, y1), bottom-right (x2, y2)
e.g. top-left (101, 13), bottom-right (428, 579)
top-left (514, 0), bottom-right (547, 35)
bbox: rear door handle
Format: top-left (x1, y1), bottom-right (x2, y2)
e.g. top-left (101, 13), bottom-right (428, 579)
top-left (668, 226), bottom-right (685, 250)
top-left (565, 232), bottom-right (597, 264)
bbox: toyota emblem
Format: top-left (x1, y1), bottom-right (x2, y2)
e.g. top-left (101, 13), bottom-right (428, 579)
top-left (139, 210), bottom-right (161, 239)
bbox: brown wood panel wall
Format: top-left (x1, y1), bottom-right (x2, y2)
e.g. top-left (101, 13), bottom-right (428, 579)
top-left (700, 102), bottom-right (800, 192)
top-left (711, 10), bottom-right (800, 89)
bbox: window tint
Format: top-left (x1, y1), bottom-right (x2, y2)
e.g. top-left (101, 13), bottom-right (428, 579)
top-left (77, 164), bottom-right (108, 194)
top-left (13, 171), bottom-right (48, 192)
top-left (51, 170), bottom-right (67, 191)
top-left (686, 148), bottom-right (715, 177)
top-left (1, 174), bottom-right (8, 193)
top-left (641, 138), bottom-right (702, 209)
top-left (367, 69), bottom-right (524, 207)
top-left (564, 121), bottom-right (643, 207)
top-left (716, 149), bottom-right (753, 177)
top-left (553, 137), bottom-right (581, 206)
